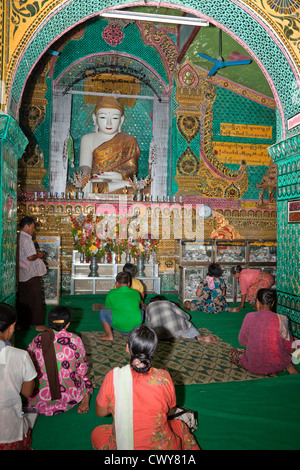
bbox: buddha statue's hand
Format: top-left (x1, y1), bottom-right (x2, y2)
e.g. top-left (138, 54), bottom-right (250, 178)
top-left (92, 171), bottom-right (123, 182)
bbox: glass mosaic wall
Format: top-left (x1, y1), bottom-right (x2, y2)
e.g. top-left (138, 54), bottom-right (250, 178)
top-left (269, 138), bottom-right (300, 337)
top-left (0, 113), bottom-right (27, 304)
top-left (171, 82), bottom-right (276, 197)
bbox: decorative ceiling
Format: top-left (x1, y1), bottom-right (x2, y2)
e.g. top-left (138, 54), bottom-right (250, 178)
top-left (43, 6), bottom-right (273, 101)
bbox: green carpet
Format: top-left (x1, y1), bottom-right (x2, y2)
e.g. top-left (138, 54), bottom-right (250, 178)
top-left (14, 293), bottom-right (300, 450)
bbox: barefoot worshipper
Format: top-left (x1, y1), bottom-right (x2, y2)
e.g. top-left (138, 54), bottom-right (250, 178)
top-left (231, 265), bottom-right (275, 310)
top-left (99, 271), bottom-right (143, 341)
top-left (229, 289), bottom-right (298, 375)
top-left (27, 306), bottom-right (93, 415)
top-left (184, 263), bottom-right (237, 313)
top-left (113, 263), bottom-right (145, 300)
top-left (146, 296), bottom-right (216, 343)
top-left (17, 216), bottom-right (47, 331)
top-left (91, 325), bottom-right (200, 450)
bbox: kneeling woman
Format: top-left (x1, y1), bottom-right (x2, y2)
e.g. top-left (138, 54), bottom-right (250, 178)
top-left (229, 289), bottom-right (298, 375)
top-left (27, 306), bottom-right (93, 415)
top-left (231, 265), bottom-right (275, 310)
top-left (91, 325), bottom-right (200, 450)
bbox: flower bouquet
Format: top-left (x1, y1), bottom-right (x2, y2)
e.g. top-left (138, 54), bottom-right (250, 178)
top-left (105, 220), bottom-right (129, 262)
top-left (128, 236), bottom-right (159, 258)
top-left (127, 174), bottom-right (152, 190)
top-left (70, 213), bottom-right (107, 259)
top-left (68, 170), bottom-right (91, 189)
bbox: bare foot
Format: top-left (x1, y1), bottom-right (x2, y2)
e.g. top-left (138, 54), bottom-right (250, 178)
top-left (183, 301), bottom-right (192, 310)
top-left (98, 334), bottom-right (114, 341)
top-left (227, 307), bottom-right (240, 312)
top-left (197, 335), bottom-right (216, 344)
top-left (286, 363), bottom-right (299, 375)
top-left (77, 394), bottom-right (90, 414)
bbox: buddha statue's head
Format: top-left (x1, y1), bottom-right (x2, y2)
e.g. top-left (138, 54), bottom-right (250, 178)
top-left (93, 97), bottom-right (125, 135)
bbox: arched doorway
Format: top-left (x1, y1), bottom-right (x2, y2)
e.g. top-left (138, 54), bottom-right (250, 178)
top-left (2, 1), bottom-right (299, 333)
top-left (6, 0), bottom-right (300, 139)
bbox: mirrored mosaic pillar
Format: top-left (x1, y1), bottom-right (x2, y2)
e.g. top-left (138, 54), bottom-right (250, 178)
top-left (269, 136), bottom-right (300, 337)
top-left (0, 112), bottom-right (27, 304)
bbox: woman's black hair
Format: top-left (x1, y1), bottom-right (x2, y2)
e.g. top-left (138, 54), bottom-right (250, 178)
top-left (48, 305), bottom-right (71, 331)
top-left (207, 263), bottom-right (223, 278)
top-left (231, 265), bottom-right (243, 275)
top-left (0, 303), bottom-right (17, 332)
top-left (128, 325), bottom-right (158, 374)
top-left (123, 263), bottom-right (137, 277)
top-left (256, 288), bottom-right (276, 308)
top-left (116, 271), bottom-right (132, 286)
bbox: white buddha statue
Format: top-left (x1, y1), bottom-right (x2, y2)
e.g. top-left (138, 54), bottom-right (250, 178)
top-left (79, 96), bottom-right (140, 194)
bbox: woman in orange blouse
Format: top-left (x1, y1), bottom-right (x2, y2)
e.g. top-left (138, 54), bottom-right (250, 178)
top-left (91, 325), bottom-right (200, 451)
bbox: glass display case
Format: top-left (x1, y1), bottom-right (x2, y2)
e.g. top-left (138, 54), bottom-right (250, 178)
top-left (179, 239), bottom-right (214, 264)
top-left (247, 241), bottom-right (277, 265)
top-left (178, 266), bottom-right (207, 302)
top-left (215, 240), bottom-right (247, 264)
top-left (178, 239), bottom-right (277, 303)
top-left (178, 264), bottom-right (237, 302)
top-left (220, 265), bottom-right (236, 301)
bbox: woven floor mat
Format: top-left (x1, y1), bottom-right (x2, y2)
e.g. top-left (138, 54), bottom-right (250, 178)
top-left (81, 329), bottom-right (276, 387)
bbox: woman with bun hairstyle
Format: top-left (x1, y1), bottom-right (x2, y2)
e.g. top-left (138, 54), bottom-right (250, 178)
top-left (229, 289), bottom-right (298, 375)
top-left (91, 325), bottom-right (200, 450)
top-left (231, 265), bottom-right (275, 310)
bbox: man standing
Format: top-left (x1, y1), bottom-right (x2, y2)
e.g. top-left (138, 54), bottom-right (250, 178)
top-left (17, 216), bottom-right (47, 331)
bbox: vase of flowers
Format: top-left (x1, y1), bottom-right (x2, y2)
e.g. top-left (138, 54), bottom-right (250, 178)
top-left (127, 174), bottom-right (151, 200)
top-left (70, 213), bottom-right (107, 273)
top-left (128, 236), bottom-right (159, 276)
top-left (68, 170), bottom-right (91, 196)
top-left (105, 220), bottom-right (129, 264)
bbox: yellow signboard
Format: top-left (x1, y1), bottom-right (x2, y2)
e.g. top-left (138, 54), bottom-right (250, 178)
top-left (220, 123), bottom-right (273, 139)
top-left (213, 142), bottom-right (271, 165)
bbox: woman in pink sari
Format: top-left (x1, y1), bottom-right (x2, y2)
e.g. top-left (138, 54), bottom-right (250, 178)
top-left (27, 306), bottom-right (93, 416)
top-left (91, 325), bottom-right (200, 450)
top-left (231, 265), bottom-right (275, 310)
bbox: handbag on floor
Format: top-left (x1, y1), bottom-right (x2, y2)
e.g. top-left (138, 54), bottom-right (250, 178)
top-left (168, 405), bottom-right (198, 432)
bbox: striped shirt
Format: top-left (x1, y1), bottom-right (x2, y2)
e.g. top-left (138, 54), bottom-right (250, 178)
top-left (18, 231), bottom-right (47, 282)
top-left (145, 300), bottom-right (194, 340)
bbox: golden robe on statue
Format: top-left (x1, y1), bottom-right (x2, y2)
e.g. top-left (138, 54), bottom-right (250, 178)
top-left (92, 131), bottom-right (140, 179)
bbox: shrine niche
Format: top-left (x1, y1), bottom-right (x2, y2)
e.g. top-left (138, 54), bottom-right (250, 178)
top-left (7, 11), bottom-right (280, 296)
